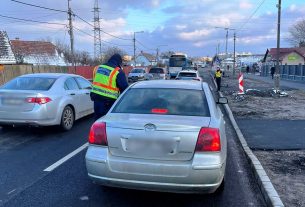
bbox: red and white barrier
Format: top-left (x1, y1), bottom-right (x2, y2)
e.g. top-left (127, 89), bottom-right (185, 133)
top-left (238, 73), bottom-right (244, 94)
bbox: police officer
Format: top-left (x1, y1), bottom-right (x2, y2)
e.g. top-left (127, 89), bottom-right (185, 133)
top-left (214, 67), bottom-right (222, 91)
top-left (90, 54), bottom-right (128, 120)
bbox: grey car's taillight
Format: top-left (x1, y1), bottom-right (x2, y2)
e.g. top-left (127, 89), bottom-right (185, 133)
top-left (195, 128), bottom-right (221, 152)
top-left (88, 122), bottom-right (108, 146)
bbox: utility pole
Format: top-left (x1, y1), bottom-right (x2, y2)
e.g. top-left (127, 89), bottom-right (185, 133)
top-left (133, 32), bottom-right (136, 66)
top-left (133, 31), bottom-right (144, 66)
top-left (93, 0), bottom-right (102, 60)
top-left (156, 45), bottom-right (167, 64)
top-left (274, 0), bottom-right (281, 92)
top-left (225, 29), bottom-right (229, 58)
top-left (67, 0), bottom-right (75, 71)
top-left (233, 32), bottom-right (236, 76)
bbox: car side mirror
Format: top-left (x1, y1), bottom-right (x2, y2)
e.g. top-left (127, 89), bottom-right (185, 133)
top-left (217, 97), bottom-right (228, 104)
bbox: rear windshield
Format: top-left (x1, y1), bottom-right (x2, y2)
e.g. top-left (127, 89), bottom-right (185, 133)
top-left (131, 69), bottom-right (145, 73)
top-left (178, 72), bottom-right (197, 77)
top-left (112, 88), bottom-right (210, 117)
top-left (2, 77), bottom-right (56, 91)
top-left (149, 68), bottom-right (164, 74)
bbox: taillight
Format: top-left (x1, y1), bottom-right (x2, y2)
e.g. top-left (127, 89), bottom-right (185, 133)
top-left (26, 97), bottom-right (52, 104)
top-left (88, 122), bottom-right (108, 146)
top-left (193, 78), bottom-right (201, 81)
top-left (151, 108), bottom-right (168, 114)
top-left (195, 128), bottom-right (221, 152)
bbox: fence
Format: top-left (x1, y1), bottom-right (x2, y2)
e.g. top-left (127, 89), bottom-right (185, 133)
top-left (0, 64), bottom-right (135, 85)
top-left (261, 64), bottom-right (305, 81)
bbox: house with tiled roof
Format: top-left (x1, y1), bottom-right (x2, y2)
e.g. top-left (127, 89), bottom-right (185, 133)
top-left (10, 39), bottom-right (66, 66)
top-left (0, 31), bottom-right (16, 64)
top-left (264, 47), bottom-right (305, 65)
top-left (135, 51), bottom-right (157, 66)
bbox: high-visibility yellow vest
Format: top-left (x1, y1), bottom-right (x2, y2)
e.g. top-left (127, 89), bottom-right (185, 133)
top-left (215, 70), bottom-right (222, 78)
top-left (91, 65), bottom-right (120, 100)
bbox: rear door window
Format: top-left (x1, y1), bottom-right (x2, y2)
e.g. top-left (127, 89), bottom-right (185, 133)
top-left (113, 88), bottom-right (210, 117)
top-left (64, 78), bottom-right (79, 90)
top-left (75, 77), bottom-right (92, 90)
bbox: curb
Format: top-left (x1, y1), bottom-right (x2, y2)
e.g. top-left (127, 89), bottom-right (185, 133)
top-left (211, 74), bottom-right (284, 207)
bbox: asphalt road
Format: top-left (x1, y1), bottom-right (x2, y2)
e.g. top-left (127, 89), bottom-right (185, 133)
top-left (237, 119), bottom-right (305, 150)
top-left (0, 69), bottom-right (267, 207)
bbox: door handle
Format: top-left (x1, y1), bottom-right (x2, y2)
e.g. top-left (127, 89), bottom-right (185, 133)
top-left (70, 93), bottom-right (75, 96)
top-left (85, 92), bottom-right (90, 95)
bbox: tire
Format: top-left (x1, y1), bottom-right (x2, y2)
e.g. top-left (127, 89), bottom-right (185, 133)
top-left (0, 125), bottom-right (14, 131)
top-left (60, 106), bottom-right (74, 131)
top-left (215, 177), bottom-right (225, 194)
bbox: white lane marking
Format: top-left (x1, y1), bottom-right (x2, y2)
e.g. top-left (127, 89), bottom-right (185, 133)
top-left (43, 143), bottom-right (88, 172)
top-left (7, 189), bottom-right (16, 195)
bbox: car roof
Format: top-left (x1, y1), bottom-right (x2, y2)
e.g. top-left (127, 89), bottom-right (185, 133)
top-left (131, 80), bottom-right (207, 90)
top-left (132, 68), bottom-right (145, 70)
top-left (19, 73), bottom-right (80, 78)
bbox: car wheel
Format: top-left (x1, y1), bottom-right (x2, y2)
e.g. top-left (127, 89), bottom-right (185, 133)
top-left (60, 106), bottom-right (74, 131)
top-left (0, 125), bottom-right (14, 131)
top-left (215, 177), bottom-right (225, 194)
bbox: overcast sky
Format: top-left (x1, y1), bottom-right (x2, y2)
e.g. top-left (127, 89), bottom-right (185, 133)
top-left (1, 0), bottom-right (305, 57)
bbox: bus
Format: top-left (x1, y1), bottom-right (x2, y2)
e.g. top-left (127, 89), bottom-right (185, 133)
top-left (168, 53), bottom-right (191, 78)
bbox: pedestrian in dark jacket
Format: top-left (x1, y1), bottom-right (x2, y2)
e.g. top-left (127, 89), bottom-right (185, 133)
top-left (90, 54), bottom-right (128, 120)
top-left (270, 66), bottom-right (275, 79)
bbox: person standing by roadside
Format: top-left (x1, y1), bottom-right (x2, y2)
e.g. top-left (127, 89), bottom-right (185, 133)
top-left (90, 54), bottom-right (128, 120)
top-left (246, 65), bottom-right (250, 73)
top-left (214, 67), bottom-right (222, 91)
top-left (270, 66), bottom-right (275, 79)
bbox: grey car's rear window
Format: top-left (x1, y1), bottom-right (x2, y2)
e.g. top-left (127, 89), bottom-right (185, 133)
top-left (149, 68), bottom-right (164, 74)
top-left (112, 88), bottom-right (210, 117)
top-left (2, 77), bottom-right (56, 91)
top-left (178, 72), bottom-right (197, 77)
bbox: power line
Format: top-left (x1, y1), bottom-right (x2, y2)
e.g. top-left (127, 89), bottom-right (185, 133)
top-left (10, 0), bottom-right (67, 13)
top-left (237, 0), bottom-right (267, 31)
top-left (73, 27), bottom-right (133, 47)
top-left (136, 40), bottom-right (154, 51)
top-left (0, 14), bottom-right (66, 26)
top-left (73, 14), bottom-right (132, 41)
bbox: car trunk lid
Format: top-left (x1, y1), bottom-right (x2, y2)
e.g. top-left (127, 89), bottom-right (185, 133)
top-left (105, 114), bottom-right (211, 161)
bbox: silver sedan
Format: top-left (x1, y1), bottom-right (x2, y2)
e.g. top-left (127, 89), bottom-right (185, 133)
top-left (86, 80), bottom-right (227, 193)
top-left (0, 73), bottom-right (93, 130)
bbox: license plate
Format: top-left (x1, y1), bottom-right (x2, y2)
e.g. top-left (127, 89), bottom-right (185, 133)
top-left (128, 140), bottom-right (173, 154)
top-left (2, 98), bottom-right (23, 105)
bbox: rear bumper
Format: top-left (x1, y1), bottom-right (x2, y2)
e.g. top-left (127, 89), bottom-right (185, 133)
top-left (86, 146), bottom-right (226, 194)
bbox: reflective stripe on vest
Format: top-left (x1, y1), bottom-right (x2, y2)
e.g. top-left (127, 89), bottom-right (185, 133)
top-left (91, 65), bottom-right (120, 99)
top-left (215, 71), bottom-right (222, 78)
top-left (92, 66), bottom-right (99, 80)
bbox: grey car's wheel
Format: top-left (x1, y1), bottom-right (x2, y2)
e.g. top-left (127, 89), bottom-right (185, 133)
top-left (60, 106), bottom-right (74, 131)
top-left (215, 177), bottom-right (225, 194)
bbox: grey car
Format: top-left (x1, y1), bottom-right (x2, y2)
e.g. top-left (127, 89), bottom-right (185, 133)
top-left (145, 67), bottom-right (168, 80)
top-left (86, 80), bottom-right (227, 193)
top-left (0, 73), bottom-right (93, 130)
top-left (128, 68), bottom-right (146, 82)
top-left (176, 70), bottom-right (202, 81)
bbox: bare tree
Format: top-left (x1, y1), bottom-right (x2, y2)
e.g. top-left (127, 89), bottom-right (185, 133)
top-left (102, 46), bottom-right (127, 63)
top-left (289, 19), bottom-right (305, 47)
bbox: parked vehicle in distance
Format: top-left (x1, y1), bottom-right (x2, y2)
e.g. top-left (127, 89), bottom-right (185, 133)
top-left (0, 73), bottom-right (93, 131)
top-left (128, 68), bottom-right (146, 82)
top-left (145, 67), bottom-right (168, 80)
top-left (86, 80), bottom-right (228, 194)
top-left (176, 70), bottom-right (202, 81)
top-left (168, 53), bottom-right (192, 78)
